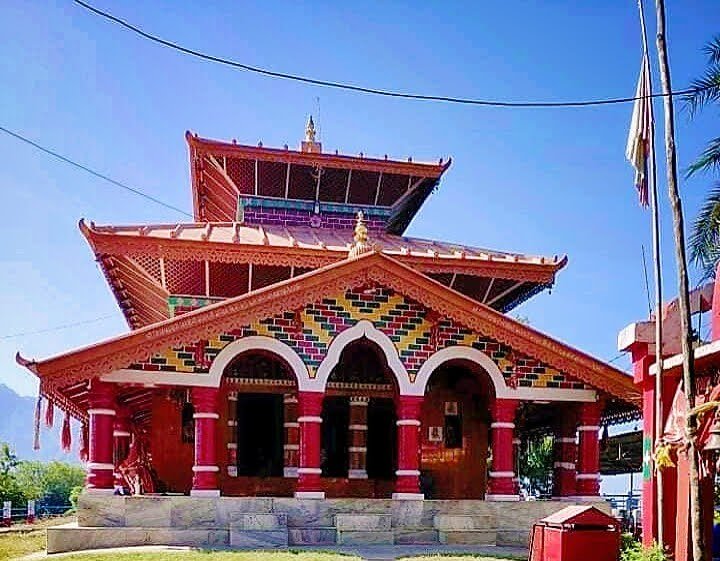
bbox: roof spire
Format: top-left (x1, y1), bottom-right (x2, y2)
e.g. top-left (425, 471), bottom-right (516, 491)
top-left (305, 115), bottom-right (316, 142)
top-left (301, 114), bottom-right (322, 153)
top-left (349, 211), bottom-right (372, 258)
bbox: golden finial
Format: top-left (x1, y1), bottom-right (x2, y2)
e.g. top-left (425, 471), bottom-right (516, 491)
top-left (305, 115), bottom-right (316, 142)
top-left (349, 211), bottom-right (371, 258)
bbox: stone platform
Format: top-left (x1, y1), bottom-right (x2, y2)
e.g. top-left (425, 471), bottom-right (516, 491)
top-left (48, 495), bottom-right (609, 554)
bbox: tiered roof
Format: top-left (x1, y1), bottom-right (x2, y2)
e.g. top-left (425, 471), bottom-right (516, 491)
top-left (81, 220), bottom-right (567, 329)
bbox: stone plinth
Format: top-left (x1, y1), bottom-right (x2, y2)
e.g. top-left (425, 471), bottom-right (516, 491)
top-left (52, 494), bottom-right (611, 553)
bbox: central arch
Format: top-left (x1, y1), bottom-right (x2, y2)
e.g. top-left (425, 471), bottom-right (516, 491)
top-left (208, 336), bottom-right (311, 390)
top-left (313, 320), bottom-right (411, 394)
top-left (412, 345), bottom-right (511, 398)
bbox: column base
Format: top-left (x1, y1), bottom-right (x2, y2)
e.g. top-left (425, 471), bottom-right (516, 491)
top-left (190, 489), bottom-right (221, 497)
top-left (294, 491), bottom-right (325, 499)
top-left (485, 494), bottom-right (520, 502)
top-left (392, 492), bottom-right (424, 500)
top-left (84, 488), bottom-right (115, 496)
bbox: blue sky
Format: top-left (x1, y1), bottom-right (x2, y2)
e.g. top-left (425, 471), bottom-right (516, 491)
top-left (1, 1), bottom-right (718, 489)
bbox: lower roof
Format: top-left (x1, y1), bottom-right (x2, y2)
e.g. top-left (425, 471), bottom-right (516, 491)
top-left (81, 220), bottom-right (566, 328)
top-left (18, 251), bottom-right (638, 411)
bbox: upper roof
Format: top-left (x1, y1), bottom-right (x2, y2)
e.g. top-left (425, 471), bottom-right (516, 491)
top-left (186, 132), bottom-right (450, 234)
top-left (80, 219), bottom-right (567, 328)
top-left (18, 251), bottom-right (638, 408)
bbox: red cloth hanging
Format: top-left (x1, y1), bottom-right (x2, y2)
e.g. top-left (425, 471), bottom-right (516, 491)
top-left (44, 399), bottom-right (54, 428)
top-left (79, 423), bottom-right (88, 461)
top-left (61, 412), bottom-right (72, 452)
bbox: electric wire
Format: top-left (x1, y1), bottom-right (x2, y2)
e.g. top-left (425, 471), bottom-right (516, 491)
top-left (0, 314), bottom-right (116, 340)
top-left (0, 125), bottom-right (192, 218)
top-left (74, 0), bottom-right (711, 109)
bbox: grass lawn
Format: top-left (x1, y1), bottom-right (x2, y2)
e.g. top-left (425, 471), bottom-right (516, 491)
top-left (39, 553), bottom-right (361, 561)
top-left (0, 515), bottom-right (74, 559)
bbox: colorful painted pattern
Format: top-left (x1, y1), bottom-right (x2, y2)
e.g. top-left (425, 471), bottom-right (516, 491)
top-left (130, 287), bottom-right (587, 390)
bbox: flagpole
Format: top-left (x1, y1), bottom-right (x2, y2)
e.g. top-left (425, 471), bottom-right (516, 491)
top-left (654, 0), bottom-right (704, 558)
top-left (637, 0), bottom-right (664, 547)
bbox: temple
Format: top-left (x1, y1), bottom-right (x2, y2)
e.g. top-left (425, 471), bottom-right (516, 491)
top-left (18, 119), bottom-right (640, 550)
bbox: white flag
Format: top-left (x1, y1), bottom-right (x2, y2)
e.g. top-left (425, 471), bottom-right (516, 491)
top-left (626, 53), bottom-right (653, 208)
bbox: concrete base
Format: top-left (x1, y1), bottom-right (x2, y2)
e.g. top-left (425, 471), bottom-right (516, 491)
top-left (51, 494), bottom-right (610, 553)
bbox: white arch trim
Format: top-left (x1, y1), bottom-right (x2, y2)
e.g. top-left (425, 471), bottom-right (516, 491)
top-left (312, 320), bottom-right (411, 394)
top-left (102, 336), bottom-right (313, 391)
top-left (410, 345), bottom-right (597, 402)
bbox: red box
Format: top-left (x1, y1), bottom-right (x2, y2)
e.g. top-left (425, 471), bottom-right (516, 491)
top-left (529, 505), bottom-right (620, 561)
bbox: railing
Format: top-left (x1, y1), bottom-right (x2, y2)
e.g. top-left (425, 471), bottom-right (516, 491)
top-left (2, 504), bottom-right (72, 525)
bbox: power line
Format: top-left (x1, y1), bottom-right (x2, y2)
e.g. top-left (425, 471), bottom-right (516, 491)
top-left (0, 125), bottom-right (192, 218)
top-left (0, 314), bottom-right (116, 340)
top-left (74, 0), bottom-right (709, 109)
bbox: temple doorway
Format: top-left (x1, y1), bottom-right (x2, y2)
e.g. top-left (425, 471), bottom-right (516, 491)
top-left (220, 349), bottom-right (298, 495)
top-left (321, 336), bottom-right (398, 495)
top-left (236, 393), bottom-right (284, 477)
top-left (367, 398), bottom-right (396, 479)
top-left (321, 397), bottom-right (350, 477)
top-left (421, 360), bottom-right (492, 499)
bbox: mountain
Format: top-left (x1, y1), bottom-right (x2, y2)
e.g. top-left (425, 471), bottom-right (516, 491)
top-left (0, 384), bottom-right (80, 463)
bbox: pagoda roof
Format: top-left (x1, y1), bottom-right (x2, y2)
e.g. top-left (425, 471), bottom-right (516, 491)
top-left (80, 220), bottom-right (567, 328)
top-left (186, 132), bottom-right (450, 233)
top-left (18, 251), bottom-right (638, 413)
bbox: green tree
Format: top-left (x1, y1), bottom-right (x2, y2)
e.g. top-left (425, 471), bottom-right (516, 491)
top-left (14, 461), bottom-right (45, 502)
top-left (518, 435), bottom-right (554, 497)
top-left (42, 462), bottom-right (85, 506)
top-left (684, 36), bottom-right (720, 279)
top-left (0, 443), bottom-right (24, 506)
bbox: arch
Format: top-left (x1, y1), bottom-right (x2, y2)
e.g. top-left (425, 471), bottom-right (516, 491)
top-left (411, 345), bottom-right (511, 398)
top-left (208, 336), bottom-right (312, 391)
top-left (313, 320), bottom-right (411, 394)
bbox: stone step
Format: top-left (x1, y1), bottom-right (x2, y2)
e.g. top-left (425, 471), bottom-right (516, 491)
top-left (288, 527), bottom-right (337, 545)
top-left (229, 529), bottom-right (288, 547)
top-left (334, 513), bottom-right (392, 531)
top-left (433, 514), bottom-right (495, 531)
top-left (47, 523), bottom-right (229, 554)
top-left (438, 529), bottom-right (497, 545)
top-left (394, 528), bottom-right (440, 544)
top-left (233, 513), bottom-right (287, 531)
top-left (336, 530), bottom-right (395, 545)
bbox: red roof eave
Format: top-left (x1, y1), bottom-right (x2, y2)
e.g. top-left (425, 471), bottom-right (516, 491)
top-left (17, 251), bottom-right (637, 406)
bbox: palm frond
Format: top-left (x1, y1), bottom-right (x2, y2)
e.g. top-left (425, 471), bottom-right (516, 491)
top-left (686, 137), bottom-right (720, 178)
top-left (703, 35), bottom-right (720, 65)
top-left (682, 67), bottom-right (720, 116)
top-left (689, 182), bottom-right (720, 280)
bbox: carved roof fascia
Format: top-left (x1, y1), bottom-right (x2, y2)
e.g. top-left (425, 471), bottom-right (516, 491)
top-left (84, 228), bottom-right (562, 283)
top-left (186, 132), bottom-right (449, 178)
top-left (19, 252), bottom-right (638, 406)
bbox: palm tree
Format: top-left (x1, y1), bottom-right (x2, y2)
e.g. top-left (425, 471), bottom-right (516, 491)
top-left (685, 36), bottom-right (720, 280)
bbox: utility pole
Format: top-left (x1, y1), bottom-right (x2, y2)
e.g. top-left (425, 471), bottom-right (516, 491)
top-left (653, 1), bottom-right (704, 559)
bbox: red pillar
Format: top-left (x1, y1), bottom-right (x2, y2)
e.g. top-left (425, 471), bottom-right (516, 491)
top-left (393, 395), bottom-right (423, 499)
top-left (283, 393), bottom-right (299, 478)
top-left (191, 387), bottom-right (220, 497)
top-left (86, 380), bottom-right (116, 494)
top-left (112, 411), bottom-right (131, 489)
top-left (552, 408), bottom-right (577, 499)
top-left (348, 396), bottom-right (369, 479)
top-left (487, 398), bottom-right (519, 501)
top-left (295, 391), bottom-right (324, 498)
top-left (575, 401), bottom-right (601, 499)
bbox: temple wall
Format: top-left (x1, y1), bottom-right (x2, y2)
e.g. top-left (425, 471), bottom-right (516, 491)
top-left (130, 286), bottom-right (588, 391)
top-left (150, 393), bottom-right (193, 494)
